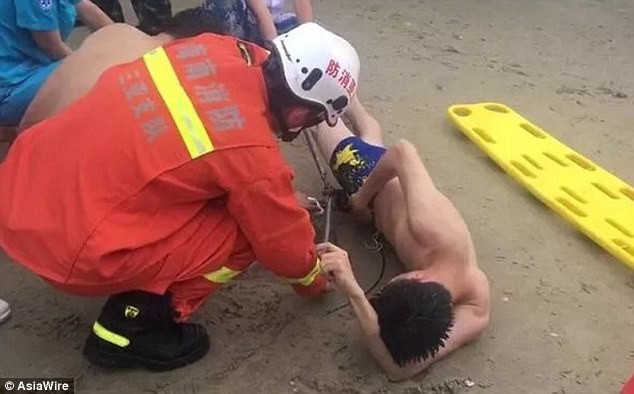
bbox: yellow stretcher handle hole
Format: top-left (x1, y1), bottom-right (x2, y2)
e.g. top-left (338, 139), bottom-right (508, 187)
top-left (561, 187), bottom-right (587, 204)
top-left (592, 183), bottom-right (619, 199)
top-left (453, 107), bottom-right (472, 117)
top-left (566, 154), bottom-right (595, 171)
top-left (484, 104), bottom-right (510, 113)
top-left (605, 219), bottom-right (633, 238)
top-left (543, 152), bottom-right (568, 167)
top-left (511, 160), bottom-right (536, 178)
top-left (522, 154), bottom-right (543, 170)
top-left (472, 128), bottom-right (496, 143)
top-left (621, 188), bottom-right (634, 202)
top-left (556, 197), bottom-right (587, 217)
top-left (613, 239), bottom-right (634, 258)
top-left (520, 123), bottom-right (546, 139)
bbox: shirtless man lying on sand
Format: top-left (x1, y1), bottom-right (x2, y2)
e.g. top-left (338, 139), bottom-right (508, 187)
top-left (312, 100), bottom-right (491, 381)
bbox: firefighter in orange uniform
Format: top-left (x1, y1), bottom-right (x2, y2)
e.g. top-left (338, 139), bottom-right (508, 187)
top-left (0, 22), bottom-right (360, 370)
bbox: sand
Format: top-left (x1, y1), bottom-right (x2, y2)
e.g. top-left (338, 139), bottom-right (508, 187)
top-left (1, 0), bottom-right (633, 392)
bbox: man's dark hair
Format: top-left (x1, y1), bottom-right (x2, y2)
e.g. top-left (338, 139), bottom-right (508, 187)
top-left (161, 7), bottom-right (228, 39)
top-left (370, 279), bottom-right (454, 366)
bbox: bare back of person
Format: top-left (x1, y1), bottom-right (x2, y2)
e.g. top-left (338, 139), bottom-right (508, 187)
top-left (315, 105), bottom-right (486, 302)
top-left (372, 173), bottom-right (486, 307)
top-left (314, 110), bottom-right (491, 378)
top-left (20, 24), bottom-right (171, 130)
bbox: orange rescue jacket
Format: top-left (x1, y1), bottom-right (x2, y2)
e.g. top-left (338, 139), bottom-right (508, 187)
top-left (0, 33), bottom-right (325, 297)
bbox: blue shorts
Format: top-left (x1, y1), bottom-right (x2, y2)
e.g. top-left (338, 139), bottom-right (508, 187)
top-left (275, 16), bottom-right (298, 35)
top-left (329, 136), bottom-right (386, 195)
top-left (0, 62), bottom-right (59, 127)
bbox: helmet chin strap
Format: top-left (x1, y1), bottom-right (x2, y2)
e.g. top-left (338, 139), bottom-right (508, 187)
top-left (278, 112), bottom-right (326, 141)
top-left (276, 109), bottom-right (304, 141)
top-left (280, 128), bottom-right (304, 142)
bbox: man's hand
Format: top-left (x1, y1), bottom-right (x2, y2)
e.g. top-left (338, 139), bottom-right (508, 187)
top-left (31, 31), bottom-right (73, 60)
top-left (316, 243), bottom-right (363, 296)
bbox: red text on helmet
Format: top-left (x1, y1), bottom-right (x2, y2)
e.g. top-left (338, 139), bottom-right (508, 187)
top-left (325, 59), bottom-right (356, 95)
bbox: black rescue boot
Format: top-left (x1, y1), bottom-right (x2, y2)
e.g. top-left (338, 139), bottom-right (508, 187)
top-left (82, 291), bottom-right (209, 370)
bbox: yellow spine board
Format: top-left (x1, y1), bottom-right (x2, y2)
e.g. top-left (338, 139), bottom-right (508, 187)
top-left (448, 102), bottom-right (634, 269)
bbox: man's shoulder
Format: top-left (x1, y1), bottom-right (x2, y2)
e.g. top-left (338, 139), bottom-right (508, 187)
top-left (78, 23), bottom-right (153, 55)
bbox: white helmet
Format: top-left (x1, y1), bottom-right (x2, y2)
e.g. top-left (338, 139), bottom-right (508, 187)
top-left (271, 22), bottom-right (360, 126)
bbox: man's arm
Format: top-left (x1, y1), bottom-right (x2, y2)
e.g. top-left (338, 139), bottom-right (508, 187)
top-left (75, 0), bottom-right (113, 31)
top-left (320, 243), bottom-right (490, 381)
top-left (350, 140), bottom-right (405, 210)
top-left (214, 147), bottom-right (328, 297)
top-left (345, 97), bottom-right (384, 146)
top-left (246, 0), bottom-right (278, 41)
top-left (15, 0), bottom-right (72, 59)
top-left (355, 298), bottom-right (490, 381)
top-left (30, 31), bottom-right (73, 59)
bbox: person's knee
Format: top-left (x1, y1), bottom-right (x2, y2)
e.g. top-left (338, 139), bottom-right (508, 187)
top-left (391, 139), bottom-right (419, 166)
top-left (392, 139), bottom-right (417, 155)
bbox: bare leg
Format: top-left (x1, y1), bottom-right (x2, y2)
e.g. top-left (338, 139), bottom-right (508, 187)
top-left (310, 120), bottom-right (356, 163)
top-left (390, 141), bottom-right (440, 225)
top-left (311, 98), bottom-right (385, 162)
top-left (347, 138), bottom-right (442, 226)
top-left (387, 141), bottom-right (468, 246)
top-left (345, 96), bottom-right (383, 146)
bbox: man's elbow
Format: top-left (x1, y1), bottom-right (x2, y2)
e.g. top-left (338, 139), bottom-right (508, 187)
top-left (383, 363), bottom-right (425, 382)
top-left (464, 312), bottom-right (491, 347)
top-left (376, 348), bottom-right (424, 382)
top-left (476, 310), bottom-right (491, 337)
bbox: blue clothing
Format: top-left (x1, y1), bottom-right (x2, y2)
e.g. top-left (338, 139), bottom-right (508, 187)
top-left (201, 0), bottom-right (298, 45)
top-left (274, 15), bottom-right (297, 35)
top-left (330, 136), bottom-right (387, 195)
top-left (0, 0), bottom-right (80, 125)
top-left (0, 62), bottom-right (59, 126)
top-left (201, 0), bottom-right (259, 43)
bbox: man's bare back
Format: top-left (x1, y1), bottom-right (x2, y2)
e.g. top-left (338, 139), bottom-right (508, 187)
top-left (313, 101), bottom-right (490, 380)
top-left (370, 156), bottom-right (487, 308)
top-left (17, 21), bottom-right (316, 208)
top-left (20, 24), bottom-right (172, 130)
top-left (315, 108), bottom-right (486, 304)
